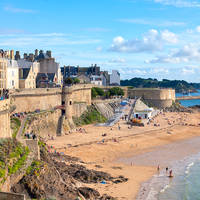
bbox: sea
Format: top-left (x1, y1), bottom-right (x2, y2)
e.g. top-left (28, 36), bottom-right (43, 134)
top-left (137, 152), bottom-right (200, 200)
top-left (176, 89), bottom-right (200, 107)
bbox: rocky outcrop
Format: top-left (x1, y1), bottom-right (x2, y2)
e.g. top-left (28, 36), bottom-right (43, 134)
top-left (11, 143), bottom-right (128, 200)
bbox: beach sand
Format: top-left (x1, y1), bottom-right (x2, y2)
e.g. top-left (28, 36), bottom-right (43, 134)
top-left (47, 111), bottom-right (200, 200)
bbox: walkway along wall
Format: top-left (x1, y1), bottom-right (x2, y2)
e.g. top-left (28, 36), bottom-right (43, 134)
top-left (0, 99), bottom-right (11, 138)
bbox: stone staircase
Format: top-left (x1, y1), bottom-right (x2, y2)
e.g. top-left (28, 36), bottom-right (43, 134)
top-left (94, 102), bottom-right (120, 119)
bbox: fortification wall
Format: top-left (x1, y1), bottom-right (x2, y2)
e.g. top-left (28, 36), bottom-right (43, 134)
top-left (128, 88), bottom-right (175, 108)
top-left (24, 110), bottom-right (62, 138)
top-left (72, 103), bottom-right (87, 118)
top-left (10, 88), bottom-right (62, 113)
top-left (64, 84), bottom-right (92, 119)
top-left (0, 99), bottom-right (11, 138)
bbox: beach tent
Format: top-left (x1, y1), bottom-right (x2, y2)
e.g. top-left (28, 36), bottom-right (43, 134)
top-left (132, 98), bottom-right (154, 119)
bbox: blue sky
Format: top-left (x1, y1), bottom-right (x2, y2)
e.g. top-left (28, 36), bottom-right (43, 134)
top-left (1, 0), bottom-right (200, 82)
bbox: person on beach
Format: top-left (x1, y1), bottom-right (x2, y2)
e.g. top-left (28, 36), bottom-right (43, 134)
top-left (169, 170), bottom-right (173, 177)
top-left (166, 167), bottom-right (168, 173)
top-left (157, 165), bottom-right (160, 171)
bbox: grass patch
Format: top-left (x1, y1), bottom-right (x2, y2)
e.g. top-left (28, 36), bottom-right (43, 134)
top-left (26, 160), bottom-right (42, 176)
top-left (11, 117), bottom-right (21, 138)
top-left (0, 138), bottom-right (29, 182)
top-left (73, 106), bottom-right (107, 126)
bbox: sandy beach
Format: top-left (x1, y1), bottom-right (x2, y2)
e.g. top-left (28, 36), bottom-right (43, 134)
top-left (47, 110), bottom-right (200, 199)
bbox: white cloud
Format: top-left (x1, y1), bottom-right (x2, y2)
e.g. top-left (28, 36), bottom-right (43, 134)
top-left (154, 0), bottom-right (200, 7)
top-left (109, 58), bottom-right (126, 63)
top-left (0, 33), bottom-right (101, 47)
top-left (4, 5), bottom-right (36, 13)
top-left (196, 26), bottom-right (200, 32)
top-left (110, 29), bottom-right (178, 53)
top-left (182, 67), bottom-right (195, 75)
top-left (118, 18), bottom-right (186, 27)
top-left (148, 44), bottom-right (200, 63)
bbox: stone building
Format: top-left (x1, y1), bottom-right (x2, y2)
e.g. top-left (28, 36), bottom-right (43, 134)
top-left (0, 58), bottom-right (7, 96)
top-left (35, 50), bottom-right (62, 86)
top-left (6, 60), bottom-right (19, 89)
top-left (19, 65), bottom-right (36, 89)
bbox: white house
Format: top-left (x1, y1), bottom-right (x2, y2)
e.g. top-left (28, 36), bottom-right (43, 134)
top-left (90, 75), bottom-right (102, 86)
top-left (110, 70), bottom-right (120, 85)
top-left (6, 60), bottom-right (19, 89)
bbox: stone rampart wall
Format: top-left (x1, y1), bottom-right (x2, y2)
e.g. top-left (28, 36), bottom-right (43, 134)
top-left (0, 99), bottom-right (11, 138)
top-left (73, 103), bottom-right (87, 118)
top-left (11, 88), bottom-right (62, 113)
top-left (64, 85), bottom-right (92, 119)
top-left (128, 88), bottom-right (175, 108)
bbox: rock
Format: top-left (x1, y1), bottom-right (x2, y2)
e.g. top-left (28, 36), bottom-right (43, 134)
top-left (78, 187), bottom-right (100, 199)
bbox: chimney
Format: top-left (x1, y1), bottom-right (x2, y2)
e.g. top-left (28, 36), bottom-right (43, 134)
top-left (29, 53), bottom-right (34, 61)
top-left (10, 50), bottom-right (14, 59)
top-left (35, 49), bottom-right (38, 57)
top-left (15, 51), bottom-right (20, 60)
top-left (24, 53), bottom-right (27, 60)
top-left (46, 50), bottom-right (52, 58)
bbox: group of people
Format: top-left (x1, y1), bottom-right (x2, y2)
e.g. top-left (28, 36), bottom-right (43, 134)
top-left (24, 131), bottom-right (37, 140)
top-left (76, 127), bottom-right (87, 133)
top-left (157, 165), bottom-right (173, 178)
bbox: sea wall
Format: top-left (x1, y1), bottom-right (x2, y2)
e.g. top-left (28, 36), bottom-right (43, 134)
top-left (0, 99), bottom-right (11, 138)
top-left (128, 88), bottom-right (175, 108)
top-left (10, 88), bottom-right (62, 113)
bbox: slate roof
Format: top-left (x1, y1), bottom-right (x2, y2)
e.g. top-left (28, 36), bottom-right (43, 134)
top-left (19, 68), bottom-right (31, 79)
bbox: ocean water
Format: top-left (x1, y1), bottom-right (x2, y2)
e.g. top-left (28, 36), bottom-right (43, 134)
top-left (179, 99), bottom-right (200, 107)
top-left (176, 90), bottom-right (200, 107)
top-left (138, 153), bottom-right (200, 200)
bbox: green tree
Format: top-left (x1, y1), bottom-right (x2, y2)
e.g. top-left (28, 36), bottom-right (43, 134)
top-left (64, 77), bottom-right (73, 85)
top-left (91, 88), bottom-right (98, 98)
top-left (73, 78), bottom-right (80, 84)
top-left (108, 87), bottom-right (124, 96)
top-left (93, 87), bottom-right (105, 96)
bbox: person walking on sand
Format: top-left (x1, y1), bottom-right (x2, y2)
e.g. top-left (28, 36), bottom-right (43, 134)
top-left (169, 170), bottom-right (173, 177)
top-left (166, 167), bottom-right (168, 173)
top-left (157, 165), bottom-right (160, 171)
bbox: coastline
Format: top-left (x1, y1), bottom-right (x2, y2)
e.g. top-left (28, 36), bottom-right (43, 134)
top-left (47, 111), bottom-right (200, 199)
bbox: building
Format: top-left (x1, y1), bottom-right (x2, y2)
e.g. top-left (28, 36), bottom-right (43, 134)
top-left (110, 70), bottom-right (120, 86)
top-left (0, 58), bottom-right (7, 96)
top-left (132, 98), bottom-right (154, 119)
top-left (19, 66), bottom-right (36, 89)
top-left (6, 60), bottom-right (19, 89)
top-left (61, 66), bottom-right (78, 78)
top-left (61, 64), bottom-right (100, 78)
top-left (90, 75), bottom-right (103, 86)
top-left (35, 50), bottom-right (62, 85)
top-left (36, 73), bottom-right (58, 88)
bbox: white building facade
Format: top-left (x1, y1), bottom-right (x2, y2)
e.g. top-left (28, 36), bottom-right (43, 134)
top-left (110, 70), bottom-right (120, 85)
top-left (6, 60), bottom-right (19, 89)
